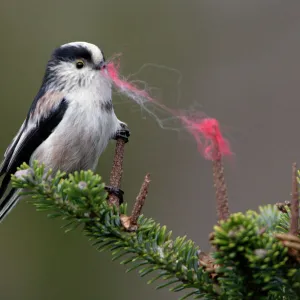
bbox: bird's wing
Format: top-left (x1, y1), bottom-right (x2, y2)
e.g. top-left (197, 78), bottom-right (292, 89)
top-left (0, 91), bottom-right (68, 198)
top-left (0, 120), bottom-right (26, 175)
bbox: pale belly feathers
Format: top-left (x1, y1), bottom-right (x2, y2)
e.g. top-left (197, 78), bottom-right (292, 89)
top-left (30, 87), bottom-right (119, 173)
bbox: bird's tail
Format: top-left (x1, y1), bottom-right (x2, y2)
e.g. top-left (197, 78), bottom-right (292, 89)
top-left (0, 189), bottom-right (20, 222)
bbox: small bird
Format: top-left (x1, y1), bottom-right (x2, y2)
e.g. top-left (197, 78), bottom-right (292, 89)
top-left (0, 41), bottom-right (129, 222)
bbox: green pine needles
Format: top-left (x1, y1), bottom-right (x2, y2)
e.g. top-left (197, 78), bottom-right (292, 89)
top-left (11, 162), bottom-right (300, 299)
top-left (213, 207), bottom-right (300, 299)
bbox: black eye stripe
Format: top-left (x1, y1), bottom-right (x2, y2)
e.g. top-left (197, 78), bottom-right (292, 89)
top-left (52, 45), bottom-right (92, 62)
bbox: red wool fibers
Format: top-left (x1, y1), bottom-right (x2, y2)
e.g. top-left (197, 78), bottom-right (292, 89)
top-left (105, 61), bottom-right (172, 113)
top-left (104, 60), bottom-right (232, 161)
top-left (180, 117), bottom-right (232, 160)
top-left (106, 61), bottom-right (154, 106)
top-left (106, 62), bottom-right (149, 99)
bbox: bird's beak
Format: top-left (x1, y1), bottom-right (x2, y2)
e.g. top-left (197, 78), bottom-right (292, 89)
top-left (94, 61), bottom-right (106, 71)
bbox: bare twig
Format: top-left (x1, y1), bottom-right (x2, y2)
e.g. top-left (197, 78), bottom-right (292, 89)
top-left (290, 162), bottom-right (299, 235)
top-left (109, 139), bottom-right (126, 207)
top-left (212, 142), bottom-right (230, 221)
top-left (120, 174), bottom-right (151, 231)
top-left (130, 173), bottom-right (151, 225)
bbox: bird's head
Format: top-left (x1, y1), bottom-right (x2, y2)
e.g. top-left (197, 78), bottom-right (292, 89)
top-left (43, 41), bottom-right (107, 92)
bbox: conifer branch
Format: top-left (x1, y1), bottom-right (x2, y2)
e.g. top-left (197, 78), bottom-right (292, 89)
top-left (10, 162), bottom-right (300, 299)
top-left (12, 162), bottom-right (216, 299)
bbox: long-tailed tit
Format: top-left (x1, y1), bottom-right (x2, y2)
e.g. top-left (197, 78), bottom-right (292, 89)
top-left (0, 41), bottom-right (129, 222)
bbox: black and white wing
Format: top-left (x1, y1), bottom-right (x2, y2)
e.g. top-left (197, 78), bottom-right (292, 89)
top-left (0, 91), bottom-right (68, 200)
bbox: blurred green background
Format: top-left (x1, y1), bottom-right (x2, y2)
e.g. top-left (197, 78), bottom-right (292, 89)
top-left (1, 1), bottom-right (300, 299)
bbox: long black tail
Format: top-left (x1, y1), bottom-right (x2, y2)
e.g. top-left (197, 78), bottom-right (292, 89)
top-left (0, 188), bottom-right (20, 222)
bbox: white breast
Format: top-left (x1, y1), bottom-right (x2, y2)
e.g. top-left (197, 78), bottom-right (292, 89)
top-left (31, 78), bottom-right (120, 173)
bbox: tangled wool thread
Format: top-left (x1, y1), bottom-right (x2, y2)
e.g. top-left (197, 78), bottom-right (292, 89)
top-left (179, 117), bottom-right (232, 160)
top-left (104, 60), bottom-right (232, 160)
top-left (106, 62), bottom-right (149, 100)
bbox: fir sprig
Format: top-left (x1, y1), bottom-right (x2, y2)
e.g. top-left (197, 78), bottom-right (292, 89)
top-left (213, 211), bottom-right (300, 299)
top-left (12, 162), bottom-right (216, 299)
top-left (11, 162), bottom-right (300, 299)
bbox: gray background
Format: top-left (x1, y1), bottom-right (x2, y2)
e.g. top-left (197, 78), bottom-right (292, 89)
top-left (0, 1), bottom-right (300, 299)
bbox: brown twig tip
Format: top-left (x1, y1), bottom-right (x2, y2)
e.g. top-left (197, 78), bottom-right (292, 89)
top-left (290, 162), bottom-right (299, 236)
top-left (109, 139), bottom-right (126, 207)
top-left (212, 143), bottom-right (230, 221)
top-left (120, 174), bottom-right (151, 232)
top-left (130, 173), bottom-right (151, 225)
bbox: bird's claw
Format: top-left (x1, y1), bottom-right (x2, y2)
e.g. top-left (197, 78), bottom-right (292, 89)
top-left (113, 122), bottom-right (130, 143)
top-left (105, 186), bottom-right (124, 204)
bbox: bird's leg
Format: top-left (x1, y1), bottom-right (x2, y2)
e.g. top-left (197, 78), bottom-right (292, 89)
top-left (112, 122), bottom-right (130, 143)
top-left (105, 186), bottom-right (124, 204)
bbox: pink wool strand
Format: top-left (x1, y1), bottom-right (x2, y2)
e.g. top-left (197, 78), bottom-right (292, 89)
top-left (104, 60), bottom-right (232, 161)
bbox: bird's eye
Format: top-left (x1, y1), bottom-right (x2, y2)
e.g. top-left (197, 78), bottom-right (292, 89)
top-left (76, 60), bottom-right (85, 69)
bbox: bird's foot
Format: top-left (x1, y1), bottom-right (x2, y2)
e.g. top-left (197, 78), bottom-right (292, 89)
top-left (113, 122), bottom-right (130, 143)
top-left (105, 186), bottom-right (124, 204)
